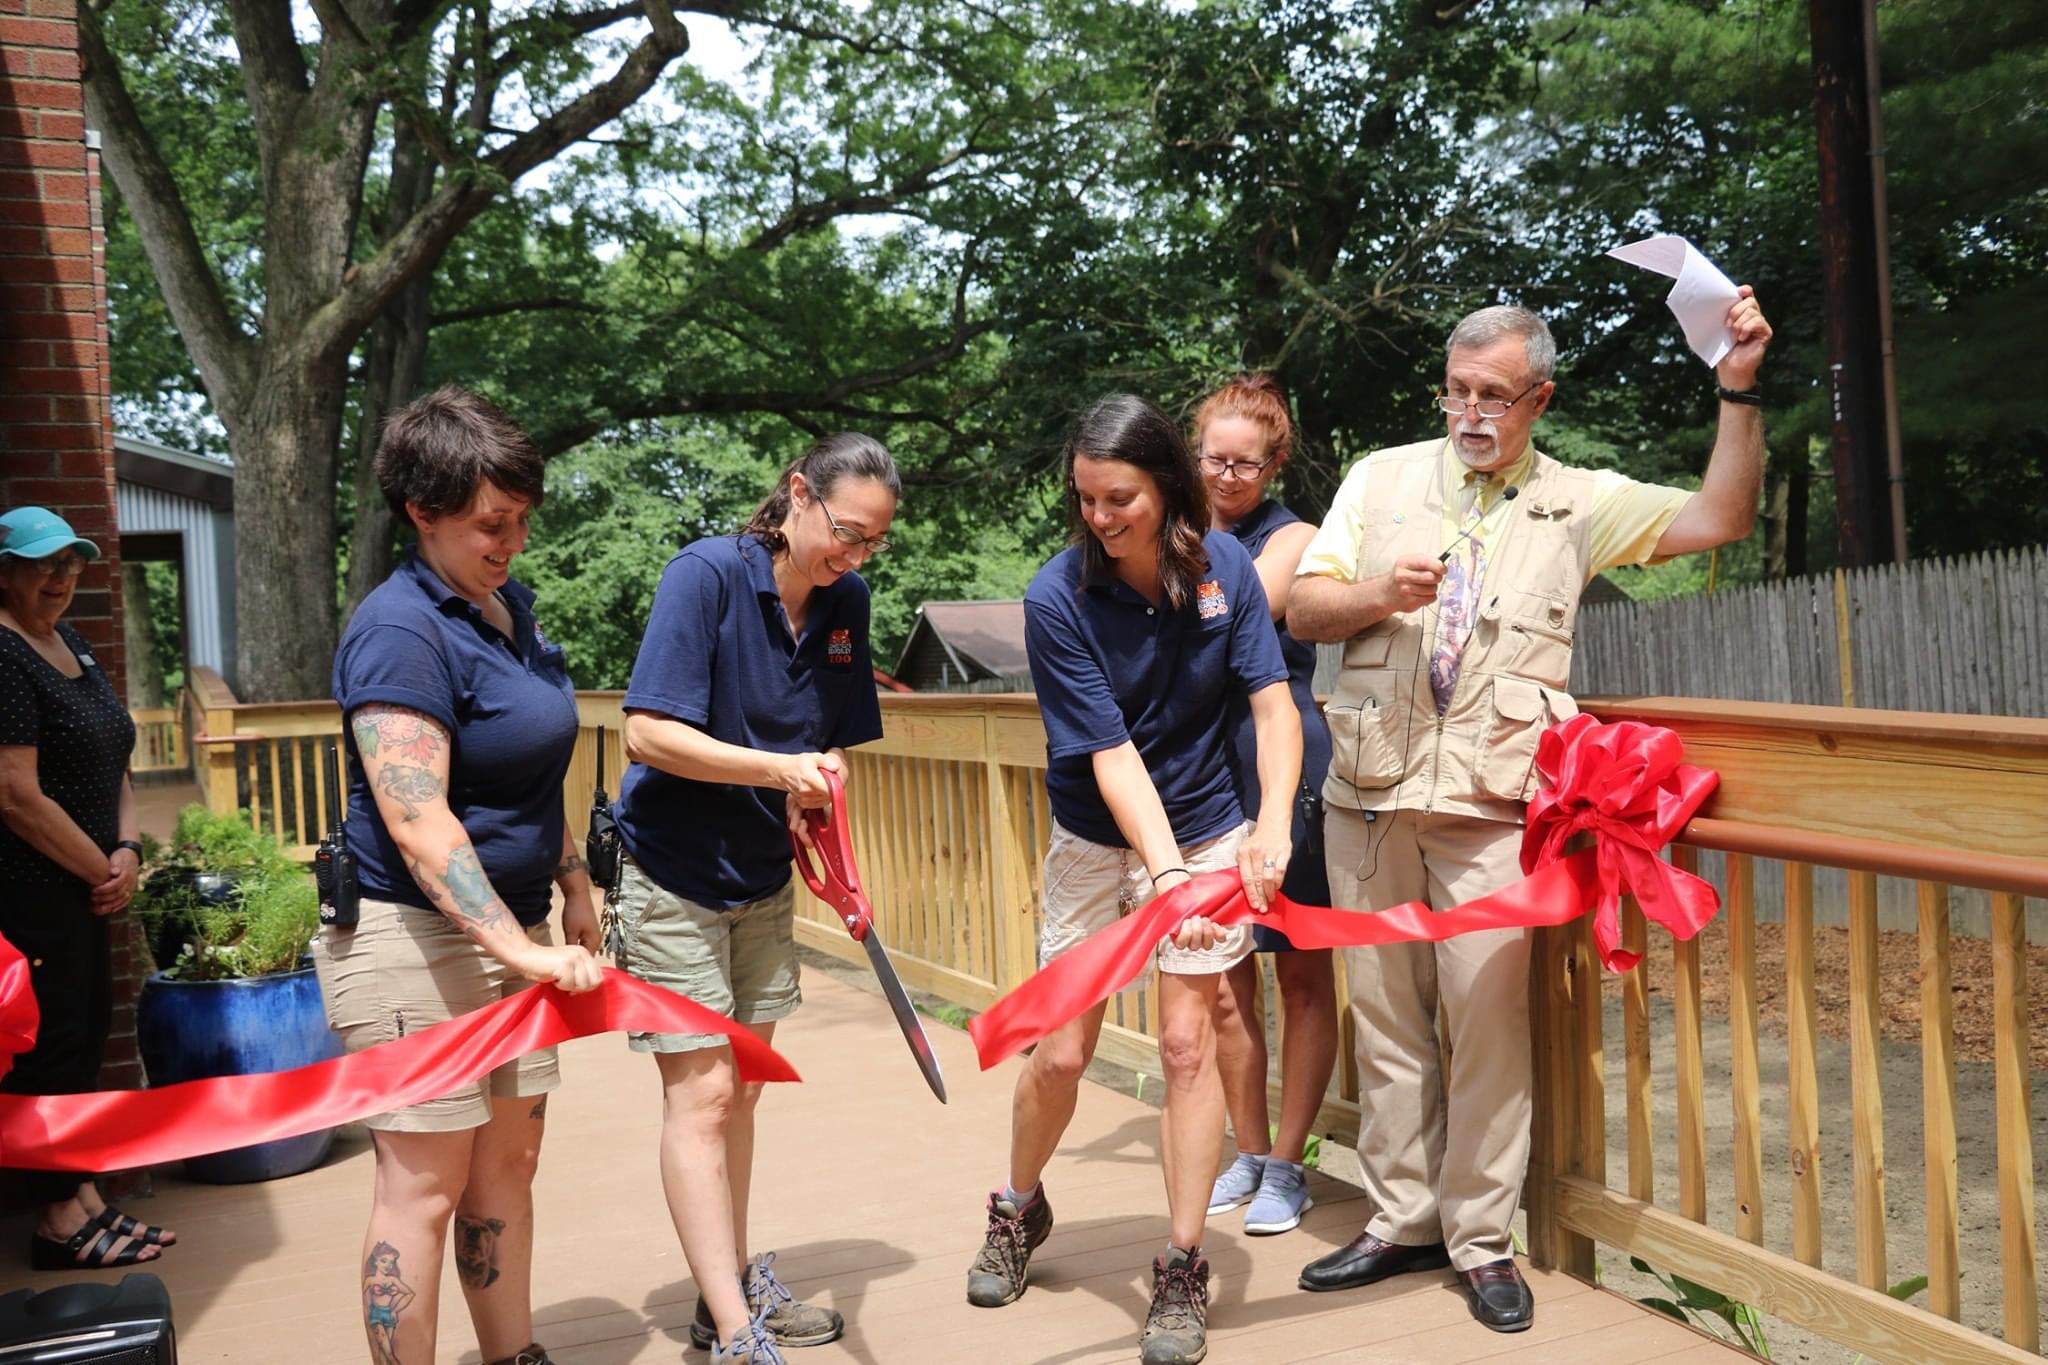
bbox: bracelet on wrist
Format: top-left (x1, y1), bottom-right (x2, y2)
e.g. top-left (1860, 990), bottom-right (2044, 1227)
top-left (1716, 383), bottom-right (1763, 407)
top-left (1150, 866), bottom-right (1190, 886)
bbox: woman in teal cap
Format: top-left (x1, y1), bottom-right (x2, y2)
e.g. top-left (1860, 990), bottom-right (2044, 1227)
top-left (0, 505), bottom-right (174, 1268)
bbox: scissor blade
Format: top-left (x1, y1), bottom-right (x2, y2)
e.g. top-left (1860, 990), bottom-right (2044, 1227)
top-left (861, 929), bottom-right (949, 1104)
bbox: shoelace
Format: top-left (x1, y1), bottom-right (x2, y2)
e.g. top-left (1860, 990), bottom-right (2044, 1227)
top-left (971, 1202), bottom-right (1031, 1279)
top-left (1149, 1262), bottom-right (1208, 1333)
top-left (745, 1251), bottom-right (796, 1312)
top-left (718, 1305), bottom-right (785, 1364)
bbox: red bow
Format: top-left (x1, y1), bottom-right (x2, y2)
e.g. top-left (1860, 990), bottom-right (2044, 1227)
top-left (1520, 714), bottom-right (1721, 972)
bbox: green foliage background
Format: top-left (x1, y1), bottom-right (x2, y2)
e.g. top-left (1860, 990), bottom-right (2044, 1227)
top-left (99, 0), bottom-right (2047, 689)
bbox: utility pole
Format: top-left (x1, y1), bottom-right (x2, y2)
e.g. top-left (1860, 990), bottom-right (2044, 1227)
top-left (1809, 0), bottom-right (1895, 566)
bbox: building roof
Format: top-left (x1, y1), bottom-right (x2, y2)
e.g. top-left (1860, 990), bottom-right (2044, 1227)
top-left (114, 434), bottom-right (233, 511)
top-left (902, 600), bottom-right (1029, 679)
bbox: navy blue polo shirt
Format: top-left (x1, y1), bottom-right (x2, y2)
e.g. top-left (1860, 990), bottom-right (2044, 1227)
top-left (334, 552), bottom-right (579, 926)
top-left (614, 535), bottom-right (884, 907)
top-left (1025, 530), bottom-right (1288, 848)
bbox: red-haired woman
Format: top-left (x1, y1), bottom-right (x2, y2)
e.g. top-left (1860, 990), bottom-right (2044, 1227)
top-left (1192, 375), bottom-right (1338, 1239)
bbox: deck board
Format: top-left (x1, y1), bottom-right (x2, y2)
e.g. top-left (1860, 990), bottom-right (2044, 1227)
top-left (3, 971), bottom-right (1747, 1364)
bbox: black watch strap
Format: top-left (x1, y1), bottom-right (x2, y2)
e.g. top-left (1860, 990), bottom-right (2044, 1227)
top-left (1717, 384), bottom-right (1763, 407)
top-left (113, 839), bottom-right (143, 858)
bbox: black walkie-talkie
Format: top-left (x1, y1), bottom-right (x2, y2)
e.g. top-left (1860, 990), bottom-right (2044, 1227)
top-left (585, 724), bottom-right (621, 893)
top-left (314, 738), bottom-right (361, 928)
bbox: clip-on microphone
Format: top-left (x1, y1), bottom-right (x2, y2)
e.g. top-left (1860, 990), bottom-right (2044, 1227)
top-left (1438, 484), bottom-right (1518, 562)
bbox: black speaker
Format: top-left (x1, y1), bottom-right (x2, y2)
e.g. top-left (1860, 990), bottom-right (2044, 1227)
top-left (0, 1273), bottom-right (175, 1364)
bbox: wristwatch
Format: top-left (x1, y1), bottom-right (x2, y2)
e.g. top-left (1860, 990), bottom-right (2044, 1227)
top-left (112, 839), bottom-right (144, 860)
top-left (1717, 384), bottom-right (1763, 407)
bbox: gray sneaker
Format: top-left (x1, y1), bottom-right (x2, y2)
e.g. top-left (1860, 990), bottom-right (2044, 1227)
top-left (1205, 1151), bottom-right (1267, 1215)
top-left (710, 1306), bottom-right (785, 1364)
top-left (1243, 1158), bottom-right (1313, 1235)
top-left (1140, 1247), bottom-right (1210, 1365)
top-left (690, 1252), bottom-right (842, 1350)
top-left (966, 1186), bottom-right (1054, 1307)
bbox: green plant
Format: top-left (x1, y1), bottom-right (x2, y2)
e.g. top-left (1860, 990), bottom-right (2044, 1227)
top-left (1630, 1257), bottom-right (1771, 1359)
top-left (1269, 1126), bottom-right (1322, 1171)
top-left (130, 804), bottom-right (318, 981)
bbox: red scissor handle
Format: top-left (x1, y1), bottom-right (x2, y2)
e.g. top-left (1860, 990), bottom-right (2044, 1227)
top-left (791, 768), bottom-right (874, 942)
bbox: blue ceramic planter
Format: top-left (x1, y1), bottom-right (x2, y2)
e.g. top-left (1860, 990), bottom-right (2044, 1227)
top-left (135, 962), bottom-right (345, 1183)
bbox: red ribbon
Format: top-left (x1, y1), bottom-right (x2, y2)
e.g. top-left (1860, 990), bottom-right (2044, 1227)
top-left (969, 716), bottom-right (1721, 1070)
top-left (0, 932), bottom-right (32, 1086)
top-left (0, 967), bottom-right (797, 1172)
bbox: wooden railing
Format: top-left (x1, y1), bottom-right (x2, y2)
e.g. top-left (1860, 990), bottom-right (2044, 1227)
top-left (127, 706), bottom-right (186, 774)
top-left (190, 685), bottom-right (2045, 1363)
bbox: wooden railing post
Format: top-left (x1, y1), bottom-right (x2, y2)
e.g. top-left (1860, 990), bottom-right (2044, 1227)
top-left (982, 712), bottom-right (1036, 992)
top-left (1527, 916), bottom-right (1596, 1277)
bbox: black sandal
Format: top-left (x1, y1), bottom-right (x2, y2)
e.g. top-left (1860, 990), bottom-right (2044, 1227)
top-left (29, 1220), bottom-right (158, 1271)
top-left (89, 1207), bottom-right (175, 1247)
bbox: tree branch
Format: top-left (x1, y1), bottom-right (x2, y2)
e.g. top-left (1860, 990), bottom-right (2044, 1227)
top-left (227, 0), bottom-right (313, 171)
top-left (429, 296), bottom-right (607, 327)
top-left (306, 0), bottom-right (690, 363)
top-left (78, 3), bottom-right (256, 414)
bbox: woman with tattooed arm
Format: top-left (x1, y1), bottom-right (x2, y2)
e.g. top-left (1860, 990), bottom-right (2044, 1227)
top-left (317, 388), bottom-right (603, 1365)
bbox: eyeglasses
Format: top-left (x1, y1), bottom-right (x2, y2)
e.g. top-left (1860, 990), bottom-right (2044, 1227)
top-left (1198, 453), bottom-right (1277, 481)
top-left (23, 554), bottom-right (87, 580)
top-left (1435, 380), bottom-right (1546, 420)
top-left (818, 497), bottom-right (890, 555)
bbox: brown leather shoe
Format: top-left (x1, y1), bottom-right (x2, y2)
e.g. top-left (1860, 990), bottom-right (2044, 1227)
top-left (1459, 1259), bottom-right (1534, 1332)
top-left (1297, 1229), bottom-right (1450, 1292)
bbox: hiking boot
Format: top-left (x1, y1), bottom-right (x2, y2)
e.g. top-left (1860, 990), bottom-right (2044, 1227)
top-left (965, 1186), bottom-right (1054, 1307)
top-left (1205, 1151), bottom-right (1266, 1216)
top-left (744, 1251), bottom-right (843, 1347)
top-left (484, 1346), bottom-right (553, 1365)
top-left (709, 1306), bottom-right (785, 1364)
top-left (1242, 1158), bottom-right (1312, 1235)
top-left (1140, 1247), bottom-right (1210, 1365)
top-left (691, 1252), bottom-right (843, 1350)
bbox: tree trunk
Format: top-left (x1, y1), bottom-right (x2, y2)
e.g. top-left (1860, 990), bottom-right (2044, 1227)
top-left (230, 359), bottom-right (349, 700)
top-left (343, 126), bottom-right (437, 622)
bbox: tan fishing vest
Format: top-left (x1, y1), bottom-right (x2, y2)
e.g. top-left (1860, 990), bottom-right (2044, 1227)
top-left (1322, 439), bottom-right (1598, 826)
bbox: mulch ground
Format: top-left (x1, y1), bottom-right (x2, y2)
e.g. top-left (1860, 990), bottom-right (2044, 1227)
top-left (1603, 919), bottom-right (2048, 1071)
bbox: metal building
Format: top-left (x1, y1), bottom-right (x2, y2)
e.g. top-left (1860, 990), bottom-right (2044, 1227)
top-left (113, 434), bottom-right (236, 693)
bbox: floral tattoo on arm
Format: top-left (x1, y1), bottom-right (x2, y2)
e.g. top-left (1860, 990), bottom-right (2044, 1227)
top-left (352, 705), bottom-right (449, 825)
top-left (407, 843), bottom-right (515, 937)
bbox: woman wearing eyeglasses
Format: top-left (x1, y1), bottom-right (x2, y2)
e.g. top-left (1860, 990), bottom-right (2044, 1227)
top-left (1191, 375), bottom-right (1339, 1241)
top-left (0, 506), bottom-right (174, 1270)
top-left (611, 433), bottom-right (899, 1365)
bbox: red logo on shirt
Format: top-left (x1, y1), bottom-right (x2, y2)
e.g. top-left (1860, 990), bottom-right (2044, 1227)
top-left (827, 628), bottom-right (854, 664)
top-left (1196, 580), bottom-right (1229, 620)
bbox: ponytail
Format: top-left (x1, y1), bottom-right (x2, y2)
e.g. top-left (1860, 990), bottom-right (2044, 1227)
top-left (740, 432), bottom-right (901, 557)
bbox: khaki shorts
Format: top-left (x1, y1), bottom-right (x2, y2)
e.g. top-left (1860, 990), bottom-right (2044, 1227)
top-left (1038, 821), bottom-right (1254, 983)
top-left (313, 896), bottom-right (560, 1133)
top-left (613, 855), bottom-right (801, 1054)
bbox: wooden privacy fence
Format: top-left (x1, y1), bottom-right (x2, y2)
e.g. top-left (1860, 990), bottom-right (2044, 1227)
top-left (189, 685), bottom-right (2046, 1363)
top-left (1568, 544), bottom-right (2048, 715)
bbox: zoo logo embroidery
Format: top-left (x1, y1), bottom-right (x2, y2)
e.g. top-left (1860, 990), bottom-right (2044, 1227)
top-left (827, 628), bottom-right (854, 664)
top-left (1196, 580), bottom-right (1229, 621)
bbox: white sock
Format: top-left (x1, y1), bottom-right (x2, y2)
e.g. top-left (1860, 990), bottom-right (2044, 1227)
top-left (1002, 1182), bottom-right (1038, 1207)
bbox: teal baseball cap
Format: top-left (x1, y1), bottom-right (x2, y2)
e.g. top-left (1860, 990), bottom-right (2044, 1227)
top-left (0, 506), bottom-right (102, 562)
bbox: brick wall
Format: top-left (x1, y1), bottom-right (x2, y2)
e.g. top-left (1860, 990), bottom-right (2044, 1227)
top-left (2, 0), bottom-right (145, 1092)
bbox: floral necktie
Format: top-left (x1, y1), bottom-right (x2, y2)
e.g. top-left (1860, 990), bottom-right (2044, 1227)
top-left (1429, 479), bottom-right (1486, 712)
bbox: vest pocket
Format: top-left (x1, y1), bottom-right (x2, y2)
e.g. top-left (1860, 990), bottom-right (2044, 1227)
top-left (1325, 675), bottom-right (1403, 792)
top-left (1475, 676), bottom-right (1553, 803)
top-left (1505, 611), bottom-right (1574, 690)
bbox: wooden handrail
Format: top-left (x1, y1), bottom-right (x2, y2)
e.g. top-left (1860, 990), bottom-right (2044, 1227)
top-left (1680, 816), bottom-right (2048, 898)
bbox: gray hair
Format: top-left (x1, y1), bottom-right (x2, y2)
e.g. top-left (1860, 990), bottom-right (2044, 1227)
top-left (1445, 306), bottom-right (1556, 382)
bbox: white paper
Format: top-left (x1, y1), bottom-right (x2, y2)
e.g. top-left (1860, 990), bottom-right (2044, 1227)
top-left (1605, 234), bottom-right (1739, 368)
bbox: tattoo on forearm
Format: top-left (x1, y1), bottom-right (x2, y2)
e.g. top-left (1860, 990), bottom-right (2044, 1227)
top-left (556, 851), bottom-right (586, 879)
top-left (376, 764), bottom-right (444, 822)
top-left (452, 1213), bottom-right (506, 1290)
top-left (406, 844), bottom-right (513, 935)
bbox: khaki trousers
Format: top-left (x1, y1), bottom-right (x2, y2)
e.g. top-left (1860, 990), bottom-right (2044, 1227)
top-left (1326, 805), bottom-right (1531, 1271)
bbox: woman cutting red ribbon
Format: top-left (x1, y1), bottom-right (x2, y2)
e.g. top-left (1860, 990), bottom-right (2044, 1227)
top-left (961, 395), bottom-right (1301, 1365)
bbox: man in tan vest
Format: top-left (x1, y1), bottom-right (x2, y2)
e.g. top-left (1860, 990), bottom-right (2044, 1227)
top-left (1285, 294), bottom-right (1772, 1331)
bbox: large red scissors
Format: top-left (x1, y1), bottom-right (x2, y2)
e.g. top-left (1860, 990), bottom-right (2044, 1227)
top-left (792, 769), bottom-right (948, 1103)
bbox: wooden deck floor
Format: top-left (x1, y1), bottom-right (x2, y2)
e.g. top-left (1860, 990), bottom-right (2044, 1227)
top-left (2, 970), bottom-right (1747, 1364)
